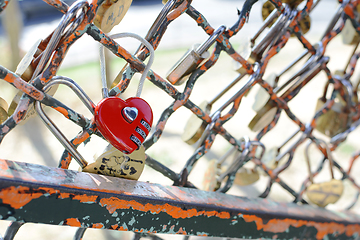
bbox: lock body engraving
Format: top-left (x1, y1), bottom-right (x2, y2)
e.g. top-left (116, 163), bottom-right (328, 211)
top-left (94, 0), bottom-right (133, 33)
top-left (83, 145), bottom-right (145, 180)
top-left (95, 97), bottom-right (153, 154)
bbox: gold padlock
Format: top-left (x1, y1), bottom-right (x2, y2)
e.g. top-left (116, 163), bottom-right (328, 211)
top-left (261, 1), bottom-right (310, 35)
top-left (15, 38), bottom-right (42, 82)
top-left (202, 159), bottom-right (221, 191)
top-left (252, 73), bottom-right (278, 112)
top-left (248, 101), bottom-right (278, 132)
top-left (94, 0), bottom-right (133, 33)
top-left (261, 1), bottom-right (278, 27)
top-left (305, 141), bottom-right (344, 208)
top-left (8, 84), bottom-right (59, 123)
top-left (259, 147), bottom-right (279, 174)
top-left (0, 97), bottom-right (9, 124)
top-left (166, 26), bottom-right (225, 85)
top-left (341, 5), bottom-right (360, 45)
top-left (315, 83), bottom-right (351, 138)
top-left (233, 167), bottom-right (260, 186)
top-left (8, 37), bottom-right (58, 120)
top-left (182, 101), bottom-right (211, 145)
top-left (82, 144), bottom-right (145, 180)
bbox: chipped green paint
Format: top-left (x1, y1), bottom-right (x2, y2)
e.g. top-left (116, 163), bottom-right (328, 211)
top-left (0, 159), bottom-right (359, 239)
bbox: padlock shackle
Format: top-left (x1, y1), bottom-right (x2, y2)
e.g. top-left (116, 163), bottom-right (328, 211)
top-left (277, 50), bottom-right (309, 81)
top-left (208, 72), bottom-right (246, 107)
top-left (196, 111), bottom-right (220, 149)
top-left (330, 117), bottom-right (360, 145)
top-left (321, 1), bottom-right (347, 40)
top-left (99, 32), bottom-right (155, 98)
top-left (338, 78), bottom-right (355, 110)
top-left (34, 76), bottom-right (96, 169)
top-left (215, 63), bottom-right (260, 114)
top-left (250, 7), bottom-right (279, 47)
top-left (50, 76), bottom-right (96, 113)
top-left (274, 42), bottom-right (324, 96)
top-left (252, 5), bottom-right (291, 57)
top-left (32, 0), bottom-right (89, 81)
top-left (217, 137), bottom-right (265, 193)
top-left (275, 129), bottom-right (309, 163)
top-left (144, 0), bottom-right (176, 42)
top-left (36, 102), bottom-right (88, 169)
top-left (195, 26), bottom-right (226, 55)
top-left (304, 139), bottom-right (335, 184)
top-left (219, 136), bottom-right (251, 180)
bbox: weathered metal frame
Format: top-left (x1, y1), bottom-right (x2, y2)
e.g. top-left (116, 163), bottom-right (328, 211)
top-left (0, 158), bottom-right (360, 240)
top-left (0, 0), bottom-right (360, 239)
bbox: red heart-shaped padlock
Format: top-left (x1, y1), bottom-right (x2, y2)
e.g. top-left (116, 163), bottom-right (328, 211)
top-left (95, 97), bottom-right (153, 154)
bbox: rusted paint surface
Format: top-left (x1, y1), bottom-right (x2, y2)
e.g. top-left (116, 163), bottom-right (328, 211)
top-left (0, 0), bottom-right (360, 239)
top-left (0, 159), bottom-right (359, 239)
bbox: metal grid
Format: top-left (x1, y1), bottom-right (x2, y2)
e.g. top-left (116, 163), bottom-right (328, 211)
top-left (0, 0), bottom-right (359, 239)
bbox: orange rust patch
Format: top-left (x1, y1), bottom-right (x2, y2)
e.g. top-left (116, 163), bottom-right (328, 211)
top-left (73, 131), bottom-right (90, 146)
top-left (111, 224), bottom-right (118, 230)
top-left (119, 226), bottom-right (127, 231)
top-left (65, 218), bottom-right (82, 227)
top-left (99, 197), bottom-right (230, 220)
top-left (0, 160), bottom-right (9, 171)
top-left (92, 223), bottom-right (104, 229)
top-left (242, 214), bottom-right (360, 239)
top-left (0, 186), bottom-right (97, 210)
top-left (59, 192), bottom-right (71, 199)
top-left (73, 194), bottom-right (98, 203)
top-left (0, 186), bottom-right (56, 209)
top-left (53, 106), bottom-right (69, 117)
top-left (177, 227), bottom-right (187, 235)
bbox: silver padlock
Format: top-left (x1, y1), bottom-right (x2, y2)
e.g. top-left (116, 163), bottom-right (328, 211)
top-left (166, 25), bottom-right (226, 85)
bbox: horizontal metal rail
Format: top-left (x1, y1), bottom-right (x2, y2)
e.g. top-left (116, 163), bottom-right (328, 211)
top-left (0, 158), bottom-right (359, 239)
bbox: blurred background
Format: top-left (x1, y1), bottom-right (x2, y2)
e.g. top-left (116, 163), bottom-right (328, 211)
top-left (0, 0), bottom-right (359, 239)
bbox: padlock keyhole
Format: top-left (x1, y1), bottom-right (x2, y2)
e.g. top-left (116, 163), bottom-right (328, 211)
top-left (122, 106), bottom-right (138, 123)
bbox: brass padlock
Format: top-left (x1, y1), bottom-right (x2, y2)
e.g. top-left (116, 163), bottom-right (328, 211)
top-left (94, 0), bottom-right (133, 33)
top-left (202, 159), bottom-right (221, 191)
top-left (252, 73), bottom-right (278, 112)
top-left (248, 101), bottom-right (278, 132)
top-left (182, 72), bottom-right (248, 145)
top-left (202, 140), bottom-right (260, 191)
top-left (249, 54), bottom-right (329, 132)
top-left (315, 82), bottom-right (351, 138)
top-left (305, 141), bottom-right (344, 208)
top-left (341, 5), bottom-right (360, 45)
top-left (166, 26), bottom-right (226, 85)
top-left (15, 38), bottom-right (43, 82)
top-left (83, 144), bottom-right (145, 180)
top-left (9, 37), bottom-right (59, 121)
top-left (182, 101), bottom-right (211, 145)
top-left (261, 1), bottom-right (278, 28)
top-left (0, 97), bottom-right (9, 124)
top-left (261, 1), bottom-right (310, 35)
top-left (233, 167), bottom-right (260, 186)
top-left (258, 147), bottom-right (279, 175)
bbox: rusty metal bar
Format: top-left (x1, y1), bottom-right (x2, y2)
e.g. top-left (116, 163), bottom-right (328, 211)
top-left (0, 159), bottom-right (359, 239)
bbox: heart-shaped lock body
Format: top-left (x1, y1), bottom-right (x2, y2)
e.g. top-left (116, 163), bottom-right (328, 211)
top-left (306, 179), bottom-right (344, 208)
top-left (95, 97), bottom-right (153, 154)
